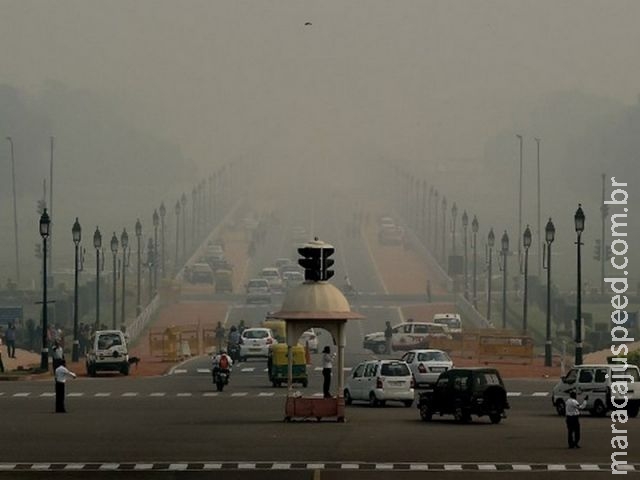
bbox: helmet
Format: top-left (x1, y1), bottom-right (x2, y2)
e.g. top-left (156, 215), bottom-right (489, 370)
top-left (230, 325), bottom-right (237, 332)
top-left (220, 348), bottom-right (227, 354)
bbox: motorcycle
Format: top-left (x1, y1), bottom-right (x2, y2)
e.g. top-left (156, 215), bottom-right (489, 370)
top-left (228, 343), bottom-right (241, 363)
top-left (212, 368), bottom-right (230, 392)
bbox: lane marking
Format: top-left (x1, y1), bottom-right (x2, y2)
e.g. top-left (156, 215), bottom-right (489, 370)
top-left (173, 369), bottom-right (188, 374)
top-left (94, 393), bottom-right (111, 397)
top-left (531, 392), bottom-right (549, 397)
top-left (150, 392), bottom-right (166, 397)
top-left (13, 393), bottom-right (30, 397)
top-left (176, 393), bottom-right (192, 397)
top-left (122, 392), bottom-right (138, 397)
top-left (197, 368), bottom-right (211, 374)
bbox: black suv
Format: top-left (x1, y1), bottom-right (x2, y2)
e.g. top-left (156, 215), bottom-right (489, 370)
top-left (417, 368), bottom-right (509, 424)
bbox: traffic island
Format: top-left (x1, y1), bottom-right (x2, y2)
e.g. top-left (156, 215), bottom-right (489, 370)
top-left (284, 396), bottom-right (345, 422)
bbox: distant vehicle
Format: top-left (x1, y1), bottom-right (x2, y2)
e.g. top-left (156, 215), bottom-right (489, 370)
top-left (260, 267), bottom-right (283, 293)
top-left (214, 269), bottom-right (233, 293)
top-left (344, 359), bottom-right (415, 407)
top-left (282, 271), bottom-right (304, 290)
top-left (400, 349), bottom-right (454, 387)
top-left (378, 216), bottom-right (395, 228)
top-left (239, 327), bottom-right (277, 360)
top-left (432, 313), bottom-right (462, 334)
top-left (188, 263), bottom-right (214, 284)
top-left (246, 278), bottom-right (271, 304)
top-left (363, 322), bottom-right (452, 354)
top-left (417, 368), bottom-right (509, 423)
top-left (298, 328), bottom-right (319, 353)
top-left (86, 330), bottom-right (130, 377)
top-left (274, 258), bottom-right (292, 274)
top-left (378, 225), bottom-right (404, 245)
top-left (281, 263), bottom-right (303, 276)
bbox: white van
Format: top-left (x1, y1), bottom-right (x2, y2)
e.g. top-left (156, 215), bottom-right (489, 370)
top-left (86, 330), bottom-right (130, 376)
top-left (432, 313), bottom-right (462, 334)
top-left (551, 363), bottom-right (640, 417)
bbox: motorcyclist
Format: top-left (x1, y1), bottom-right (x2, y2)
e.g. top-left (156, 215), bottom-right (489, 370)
top-left (212, 348), bottom-right (233, 380)
top-left (227, 326), bottom-right (241, 362)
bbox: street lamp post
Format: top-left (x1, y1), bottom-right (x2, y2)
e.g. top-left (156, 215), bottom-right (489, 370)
top-left (110, 233), bottom-right (119, 330)
top-left (159, 202), bottom-right (166, 279)
top-left (135, 219), bottom-right (142, 316)
top-left (544, 218), bottom-right (555, 366)
top-left (428, 186), bottom-right (433, 244)
top-left (39, 209), bottom-right (51, 371)
top-left (516, 134), bottom-right (523, 268)
top-left (462, 211), bottom-right (469, 300)
top-left (93, 227), bottom-right (102, 330)
top-left (501, 231), bottom-right (509, 329)
top-left (451, 202), bottom-right (458, 256)
top-left (191, 187), bottom-right (197, 249)
top-left (574, 204), bottom-right (585, 366)
top-left (174, 200), bottom-right (181, 274)
top-left (522, 225), bottom-right (532, 333)
top-left (487, 228), bottom-right (495, 322)
top-left (441, 196), bottom-right (447, 264)
top-left (71, 218), bottom-right (81, 362)
top-left (181, 193), bottom-right (187, 262)
top-left (6, 137), bottom-right (20, 284)
top-left (471, 215), bottom-right (479, 308)
top-left (433, 190), bottom-right (439, 255)
top-left (120, 228), bottom-right (129, 328)
top-left (152, 209), bottom-right (159, 293)
top-left (147, 238), bottom-right (154, 302)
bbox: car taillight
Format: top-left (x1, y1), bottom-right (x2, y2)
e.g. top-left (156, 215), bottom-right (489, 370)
top-left (266, 338), bottom-right (273, 344)
top-left (418, 363), bottom-right (427, 373)
top-left (376, 377), bottom-right (383, 389)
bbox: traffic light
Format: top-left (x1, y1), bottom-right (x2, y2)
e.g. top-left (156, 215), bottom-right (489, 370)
top-left (298, 246), bottom-right (322, 281)
top-left (320, 246), bottom-right (335, 281)
top-left (593, 239), bottom-right (601, 261)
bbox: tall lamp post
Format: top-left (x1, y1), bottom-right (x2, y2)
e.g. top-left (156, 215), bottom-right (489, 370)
top-left (93, 227), bottom-right (102, 330)
top-left (159, 202), bottom-right (166, 279)
top-left (451, 202), bottom-right (458, 255)
top-left (181, 193), bottom-right (187, 261)
top-left (516, 134), bottom-right (523, 268)
top-left (71, 218), bottom-right (81, 362)
top-left (544, 218), bottom-right (555, 366)
top-left (6, 137), bottom-right (20, 284)
top-left (522, 225), bottom-right (532, 333)
top-left (152, 209), bottom-right (159, 293)
top-left (174, 200), bottom-right (181, 274)
top-left (110, 233), bottom-right (119, 330)
top-left (471, 215), bottom-right (479, 308)
top-left (487, 228), bottom-right (495, 322)
top-left (39, 209), bottom-right (51, 371)
top-left (147, 238), bottom-right (154, 302)
top-left (574, 204), bottom-right (585, 366)
top-left (135, 219), bottom-right (142, 315)
top-left (433, 190), bottom-right (439, 255)
top-left (441, 196), bottom-right (447, 263)
top-left (501, 231), bottom-right (509, 329)
top-left (461, 211), bottom-right (469, 300)
top-left (120, 228), bottom-right (129, 328)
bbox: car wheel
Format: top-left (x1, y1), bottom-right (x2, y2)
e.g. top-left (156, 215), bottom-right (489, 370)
top-left (555, 399), bottom-right (566, 416)
top-left (489, 413), bottom-right (502, 424)
top-left (369, 392), bottom-right (379, 407)
top-left (403, 400), bottom-right (413, 408)
top-left (419, 403), bottom-right (432, 421)
top-left (344, 390), bottom-right (353, 405)
top-left (374, 343), bottom-right (386, 355)
top-left (591, 400), bottom-right (607, 417)
top-left (121, 364), bottom-right (130, 376)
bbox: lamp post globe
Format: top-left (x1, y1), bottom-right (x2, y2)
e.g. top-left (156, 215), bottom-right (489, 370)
top-left (39, 209), bottom-right (51, 371)
top-left (501, 230), bottom-right (509, 329)
top-left (110, 232), bottom-right (119, 330)
top-left (544, 218), bottom-right (555, 366)
top-left (574, 204), bottom-right (585, 366)
top-left (93, 227), bottom-right (102, 330)
top-left (71, 218), bottom-right (81, 362)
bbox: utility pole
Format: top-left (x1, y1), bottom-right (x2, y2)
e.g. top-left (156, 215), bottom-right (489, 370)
top-left (6, 137), bottom-right (20, 284)
top-left (600, 174), bottom-right (607, 295)
top-left (535, 138), bottom-right (541, 278)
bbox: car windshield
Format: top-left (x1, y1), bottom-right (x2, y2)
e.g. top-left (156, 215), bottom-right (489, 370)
top-left (98, 333), bottom-right (122, 349)
top-left (417, 351), bottom-right (451, 362)
top-left (380, 363), bottom-right (410, 376)
top-left (262, 270), bottom-right (279, 278)
top-left (244, 330), bottom-right (269, 339)
top-left (434, 318), bottom-right (461, 329)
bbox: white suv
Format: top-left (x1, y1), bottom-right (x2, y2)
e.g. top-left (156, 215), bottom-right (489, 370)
top-left (344, 359), bottom-right (415, 407)
top-left (239, 328), bottom-right (277, 361)
top-left (86, 330), bottom-right (130, 376)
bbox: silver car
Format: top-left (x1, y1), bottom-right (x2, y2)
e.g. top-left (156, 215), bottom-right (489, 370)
top-left (401, 349), bottom-right (453, 387)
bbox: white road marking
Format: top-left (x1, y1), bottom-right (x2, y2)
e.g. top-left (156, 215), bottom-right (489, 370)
top-left (133, 464), bottom-right (154, 470)
top-left (168, 464), bottom-right (188, 471)
top-left (67, 392), bottom-right (83, 397)
top-left (202, 464), bottom-right (223, 470)
top-left (375, 464), bottom-right (393, 470)
top-left (13, 393), bottom-right (30, 397)
top-left (239, 463), bottom-right (256, 469)
top-left (507, 392), bottom-right (522, 397)
top-left (63, 464), bottom-right (85, 470)
top-left (40, 393), bottom-right (55, 397)
top-left (513, 464), bottom-right (532, 471)
top-left (122, 392), bottom-right (138, 397)
top-left (197, 368), bottom-right (211, 374)
top-left (258, 392), bottom-right (275, 397)
top-left (580, 464), bottom-right (600, 471)
top-left (548, 465), bottom-right (566, 471)
top-left (341, 464), bottom-right (359, 470)
top-left (99, 464), bottom-right (119, 470)
top-left (173, 369), bottom-right (187, 374)
top-left (444, 465), bottom-right (463, 470)
top-left (271, 463), bottom-right (291, 470)
top-left (150, 392), bottom-right (166, 397)
top-left (478, 464), bottom-right (497, 470)
top-left (231, 392), bottom-right (248, 397)
top-left (241, 368), bottom-right (255, 372)
top-left (203, 392), bottom-right (219, 397)
top-left (531, 392), bottom-right (549, 397)
top-left (176, 393), bottom-right (192, 397)
top-left (307, 463), bottom-right (324, 469)
top-left (94, 393), bottom-right (111, 397)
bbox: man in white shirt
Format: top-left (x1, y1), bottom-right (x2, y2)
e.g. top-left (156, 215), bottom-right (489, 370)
top-left (54, 360), bottom-right (77, 413)
top-left (565, 391), bottom-right (588, 448)
top-left (322, 346), bottom-right (336, 398)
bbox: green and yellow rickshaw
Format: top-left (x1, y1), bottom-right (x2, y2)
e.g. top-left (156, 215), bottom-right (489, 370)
top-left (267, 343), bottom-right (308, 388)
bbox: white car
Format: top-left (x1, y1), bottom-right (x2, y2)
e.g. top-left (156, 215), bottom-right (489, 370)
top-left (86, 330), bottom-right (130, 376)
top-left (260, 267), bottom-right (283, 293)
top-left (432, 313), bottom-right (462, 334)
top-left (400, 349), bottom-right (453, 387)
top-left (246, 278), bottom-right (271, 304)
top-left (282, 270), bottom-right (304, 290)
top-left (298, 329), bottom-right (319, 353)
top-left (344, 359), bottom-right (415, 407)
top-left (239, 328), bottom-right (277, 360)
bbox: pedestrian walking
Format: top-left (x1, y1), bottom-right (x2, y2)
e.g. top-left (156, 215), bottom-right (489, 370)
top-left (384, 321), bottom-right (393, 354)
top-left (54, 360), bottom-right (77, 413)
top-left (566, 391), bottom-right (588, 448)
top-left (321, 346), bottom-right (335, 398)
top-left (52, 341), bottom-right (64, 373)
top-left (5, 323), bottom-right (16, 358)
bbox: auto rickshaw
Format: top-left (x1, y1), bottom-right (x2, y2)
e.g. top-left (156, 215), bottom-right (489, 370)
top-left (214, 269), bottom-right (233, 293)
top-left (268, 343), bottom-right (308, 388)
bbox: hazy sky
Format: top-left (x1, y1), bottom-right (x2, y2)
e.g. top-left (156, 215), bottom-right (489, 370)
top-left (2, 0), bottom-right (640, 166)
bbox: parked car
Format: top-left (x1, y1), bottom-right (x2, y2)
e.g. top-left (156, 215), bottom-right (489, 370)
top-left (239, 327), bottom-right (277, 360)
top-left (187, 263), bottom-right (214, 284)
top-left (86, 330), bottom-right (130, 377)
top-left (246, 278), bottom-right (271, 304)
top-left (260, 267), bottom-right (283, 293)
top-left (344, 359), bottom-right (415, 407)
top-left (298, 329), bottom-right (319, 353)
top-left (417, 368), bottom-right (509, 423)
top-left (551, 363), bottom-right (640, 417)
top-left (401, 349), bottom-right (454, 387)
top-left (363, 322), bottom-right (452, 354)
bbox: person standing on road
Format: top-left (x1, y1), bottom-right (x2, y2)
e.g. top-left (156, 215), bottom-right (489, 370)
top-left (322, 346), bottom-right (335, 398)
top-left (52, 341), bottom-right (64, 373)
top-left (384, 321), bottom-right (393, 354)
top-left (54, 360), bottom-right (77, 413)
top-left (5, 323), bottom-right (16, 358)
top-left (565, 391), bottom-right (588, 448)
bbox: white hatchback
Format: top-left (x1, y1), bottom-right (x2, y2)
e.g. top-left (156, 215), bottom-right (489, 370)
top-left (344, 360), bottom-right (415, 407)
top-left (239, 328), bottom-right (277, 360)
top-left (400, 349), bottom-right (453, 387)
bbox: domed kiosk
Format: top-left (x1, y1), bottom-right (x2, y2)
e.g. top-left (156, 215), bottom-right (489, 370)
top-left (268, 273), bottom-right (363, 422)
